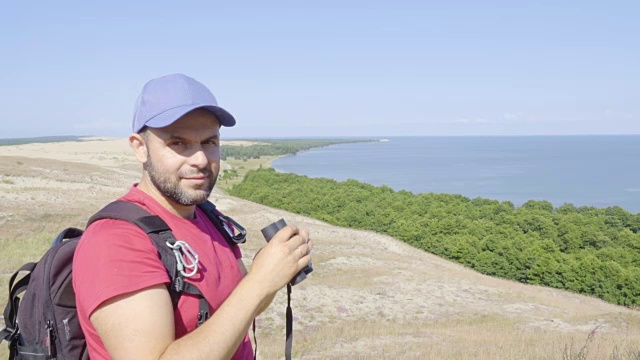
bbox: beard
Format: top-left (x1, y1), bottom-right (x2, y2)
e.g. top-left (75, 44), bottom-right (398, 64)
top-left (144, 154), bottom-right (217, 206)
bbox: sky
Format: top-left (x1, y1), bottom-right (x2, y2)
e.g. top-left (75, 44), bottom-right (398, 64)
top-left (1, 1), bottom-right (639, 138)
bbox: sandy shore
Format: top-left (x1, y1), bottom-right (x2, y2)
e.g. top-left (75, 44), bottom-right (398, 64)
top-left (1, 138), bottom-right (639, 359)
top-left (0, 138), bottom-right (263, 167)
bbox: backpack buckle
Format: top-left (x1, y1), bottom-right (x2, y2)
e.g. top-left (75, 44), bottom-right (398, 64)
top-left (197, 310), bottom-right (210, 327)
top-left (0, 325), bottom-right (19, 343)
top-left (218, 215), bottom-right (247, 244)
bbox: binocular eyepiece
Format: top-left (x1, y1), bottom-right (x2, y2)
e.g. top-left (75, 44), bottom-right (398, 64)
top-left (261, 219), bottom-right (313, 286)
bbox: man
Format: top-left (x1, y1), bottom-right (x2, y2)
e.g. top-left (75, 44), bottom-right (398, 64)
top-left (73, 73), bottom-right (312, 359)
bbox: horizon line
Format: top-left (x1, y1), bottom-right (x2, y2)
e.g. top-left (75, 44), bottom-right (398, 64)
top-left (3, 133), bottom-right (640, 141)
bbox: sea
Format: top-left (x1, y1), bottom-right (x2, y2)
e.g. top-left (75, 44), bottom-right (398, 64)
top-left (271, 136), bottom-right (640, 214)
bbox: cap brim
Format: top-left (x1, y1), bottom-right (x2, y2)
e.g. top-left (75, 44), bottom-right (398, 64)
top-left (141, 104), bottom-right (236, 132)
top-left (204, 106), bottom-right (236, 127)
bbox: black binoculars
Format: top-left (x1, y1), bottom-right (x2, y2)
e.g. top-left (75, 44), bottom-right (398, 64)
top-left (260, 219), bottom-right (313, 286)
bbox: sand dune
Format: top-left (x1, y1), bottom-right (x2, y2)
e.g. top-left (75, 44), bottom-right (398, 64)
top-left (1, 138), bottom-right (639, 359)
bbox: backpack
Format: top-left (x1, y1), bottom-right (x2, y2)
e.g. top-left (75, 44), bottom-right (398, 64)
top-left (0, 200), bottom-right (245, 359)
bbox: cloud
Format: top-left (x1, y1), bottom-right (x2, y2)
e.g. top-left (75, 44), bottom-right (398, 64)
top-left (605, 110), bottom-right (635, 120)
top-left (502, 112), bottom-right (543, 123)
top-left (503, 112), bottom-right (520, 120)
top-left (445, 112), bottom-right (582, 127)
top-left (445, 113), bottom-right (532, 125)
top-left (73, 120), bottom-right (124, 130)
top-left (451, 118), bottom-right (488, 124)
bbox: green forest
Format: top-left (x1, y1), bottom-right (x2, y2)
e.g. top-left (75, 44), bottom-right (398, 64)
top-left (230, 168), bottom-right (640, 307)
top-left (221, 139), bottom-right (373, 161)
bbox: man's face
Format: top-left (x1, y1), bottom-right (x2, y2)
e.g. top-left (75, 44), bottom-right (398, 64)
top-left (142, 108), bottom-right (221, 206)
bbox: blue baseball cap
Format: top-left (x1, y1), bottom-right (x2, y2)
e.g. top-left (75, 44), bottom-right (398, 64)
top-left (132, 73), bottom-right (236, 133)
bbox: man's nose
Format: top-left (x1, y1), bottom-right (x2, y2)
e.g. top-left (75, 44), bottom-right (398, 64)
top-left (187, 147), bottom-right (209, 168)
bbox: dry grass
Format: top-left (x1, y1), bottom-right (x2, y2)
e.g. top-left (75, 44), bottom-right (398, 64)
top-left (2, 139), bottom-right (640, 359)
top-left (254, 316), bottom-right (640, 359)
top-left (217, 155), bottom-right (282, 190)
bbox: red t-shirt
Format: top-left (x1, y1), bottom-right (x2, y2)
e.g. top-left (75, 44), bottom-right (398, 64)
top-left (73, 186), bottom-right (253, 359)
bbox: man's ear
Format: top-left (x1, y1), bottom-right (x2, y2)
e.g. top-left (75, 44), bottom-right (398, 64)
top-left (129, 133), bottom-right (149, 163)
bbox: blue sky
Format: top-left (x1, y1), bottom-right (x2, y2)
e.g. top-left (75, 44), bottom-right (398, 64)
top-left (1, 1), bottom-right (638, 138)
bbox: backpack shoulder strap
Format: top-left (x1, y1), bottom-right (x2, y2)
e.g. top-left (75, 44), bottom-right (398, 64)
top-left (1, 262), bottom-right (37, 348)
top-left (197, 201), bottom-right (247, 246)
top-left (86, 200), bottom-right (244, 327)
top-left (87, 201), bottom-right (196, 312)
top-left (88, 201), bottom-right (171, 238)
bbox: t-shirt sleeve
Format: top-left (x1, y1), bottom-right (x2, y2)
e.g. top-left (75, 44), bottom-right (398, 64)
top-left (73, 219), bottom-right (170, 318)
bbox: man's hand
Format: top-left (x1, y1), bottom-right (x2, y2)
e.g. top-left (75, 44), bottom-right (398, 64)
top-left (247, 225), bottom-right (312, 304)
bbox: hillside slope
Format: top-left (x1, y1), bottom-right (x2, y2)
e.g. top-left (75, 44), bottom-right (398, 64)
top-left (1, 138), bottom-right (639, 359)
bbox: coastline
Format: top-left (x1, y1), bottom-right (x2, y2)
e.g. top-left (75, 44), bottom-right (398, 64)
top-left (263, 136), bottom-right (640, 213)
top-left (2, 137), bottom-right (640, 358)
top-left (4, 135), bottom-right (639, 212)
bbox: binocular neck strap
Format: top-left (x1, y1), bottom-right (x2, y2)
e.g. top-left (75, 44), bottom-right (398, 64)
top-left (285, 283), bottom-right (293, 360)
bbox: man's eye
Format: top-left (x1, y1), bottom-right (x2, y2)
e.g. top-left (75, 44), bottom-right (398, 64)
top-left (204, 140), bottom-right (219, 146)
top-left (169, 141), bottom-right (186, 146)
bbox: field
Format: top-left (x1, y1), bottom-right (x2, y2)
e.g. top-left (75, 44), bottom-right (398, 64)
top-left (1, 138), bottom-right (640, 359)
